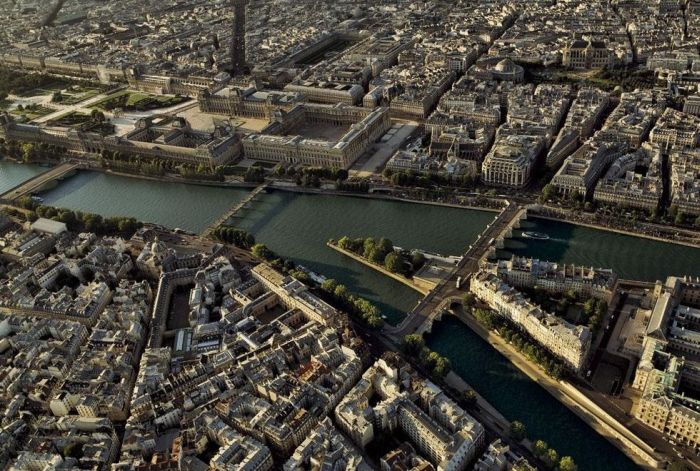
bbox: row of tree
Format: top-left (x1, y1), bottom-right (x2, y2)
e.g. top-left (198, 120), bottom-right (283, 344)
top-left (401, 334), bottom-right (452, 378)
top-left (668, 204), bottom-right (700, 228)
top-left (472, 307), bottom-right (566, 380)
top-left (244, 166), bottom-right (265, 183)
top-left (508, 422), bottom-right (579, 471)
top-left (98, 149), bottom-right (225, 181)
top-left (335, 236), bottom-right (426, 277)
top-left (212, 226), bottom-right (255, 249)
top-left (0, 66), bottom-right (62, 97)
top-left (319, 278), bottom-right (383, 328)
top-left (273, 165), bottom-right (349, 182)
top-left (336, 180), bottom-right (370, 193)
top-left (0, 141), bottom-right (68, 164)
top-left (383, 168), bottom-right (477, 189)
top-left (542, 184), bottom-right (700, 228)
top-left (17, 197), bottom-right (142, 237)
top-left (247, 243), bottom-right (384, 328)
top-left (509, 420), bottom-right (579, 471)
top-left (532, 439), bottom-right (579, 471)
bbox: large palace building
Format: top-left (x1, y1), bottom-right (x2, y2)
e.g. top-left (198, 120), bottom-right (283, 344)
top-left (0, 114), bottom-right (240, 167)
top-left (242, 103), bottom-right (391, 169)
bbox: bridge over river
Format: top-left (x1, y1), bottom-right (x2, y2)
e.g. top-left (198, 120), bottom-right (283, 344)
top-left (0, 162), bottom-right (80, 203)
top-left (386, 202), bottom-right (528, 338)
top-left (200, 182), bottom-right (268, 238)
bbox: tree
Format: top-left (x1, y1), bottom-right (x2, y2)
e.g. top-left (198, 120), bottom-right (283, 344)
top-left (533, 439), bottom-right (548, 457)
top-left (117, 218), bottom-right (139, 235)
top-left (366, 315), bottom-right (383, 328)
top-left (384, 251), bottom-right (403, 273)
top-left (668, 204), bottom-right (679, 220)
top-left (675, 210), bottom-right (686, 226)
top-left (651, 206), bottom-right (660, 220)
top-left (543, 448), bottom-right (559, 469)
top-left (402, 334), bottom-right (425, 356)
top-left (251, 243), bottom-right (274, 261)
top-left (376, 237), bottom-right (394, 259)
top-left (62, 442), bottom-right (83, 459)
top-left (430, 352), bottom-right (451, 377)
top-left (462, 292), bottom-right (476, 309)
top-left (244, 166), bottom-right (265, 183)
top-left (463, 389), bottom-right (478, 407)
top-left (337, 236), bottom-right (351, 251)
top-left (334, 284), bottom-right (351, 302)
top-left (289, 270), bottom-right (311, 284)
top-left (568, 190), bottom-right (582, 204)
top-left (542, 183), bottom-right (555, 201)
top-left (21, 143), bottom-right (35, 163)
top-left (509, 420), bottom-right (526, 440)
top-left (367, 246), bottom-right (385, 264)
top-left (411, 251), bottom-right (426, 271)
top-left (558, 456), bottom-right (578, 471)
top-left (321, 278), bottom-right (338, 294)
top-left (335, 168), bottom-right (348, 180)
top-left (473, 308), bottom-right (498, 329)
top-left (362, 237), bottom-right (376, 259)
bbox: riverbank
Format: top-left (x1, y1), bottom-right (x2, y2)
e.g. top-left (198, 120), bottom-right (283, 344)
top-left (535, 212), bottom-right (700, 250)
top-left (33, 159), bottom-right (504, 213)
top-left (271, 182), bottom-right (503, 213)
top-left (85, 166), bottom-right (700, 250)
top-left (450, 308), bottom-right (661, 469)
top-left (5, 158), bottom-right (699, 249)
top-left (326, 242), bottom-right (431, 295)
top-left (95, 166), bottom-right (260, 190)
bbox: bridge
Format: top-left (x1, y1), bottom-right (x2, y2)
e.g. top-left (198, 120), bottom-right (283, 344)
top-left (386, 203), bottom-right (528, 339)
top-left (0, 162), bottom-right (80, 203)
top-left (201, 182), bottom-right (268, 238)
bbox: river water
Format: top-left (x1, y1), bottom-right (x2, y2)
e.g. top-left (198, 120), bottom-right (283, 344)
top-left (39, 171), bottom-right (250, 232)
top-left (12, 164), bottom-right (700, 470)
top-left (0, 160), bottom-right (46, 195)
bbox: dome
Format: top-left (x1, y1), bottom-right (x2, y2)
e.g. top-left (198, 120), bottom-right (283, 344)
top-left (494, 58), bottom-right (516, 73)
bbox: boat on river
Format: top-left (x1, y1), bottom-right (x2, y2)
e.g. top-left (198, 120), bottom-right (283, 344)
top-left (522, 231), bottom-right (550, 240)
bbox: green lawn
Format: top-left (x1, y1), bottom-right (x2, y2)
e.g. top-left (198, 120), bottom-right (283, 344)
top-left (525, 64), bottom-right (657, 91)
top-left (10, 105), bottom-right (55, 121)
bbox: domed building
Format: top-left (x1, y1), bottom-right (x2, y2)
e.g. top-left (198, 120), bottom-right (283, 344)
top-left (467, 57), bottom-right (525, 83)
top-left (492, 58), bottom-right (525, 82)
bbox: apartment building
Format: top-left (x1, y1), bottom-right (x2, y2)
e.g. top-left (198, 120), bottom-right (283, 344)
top-left (470, 271), bottom-right (592, 372)
top-left (491, 256), bottom-right (617, 300)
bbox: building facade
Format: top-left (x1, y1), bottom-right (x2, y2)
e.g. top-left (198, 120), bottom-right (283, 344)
top-left (470, 271), bottom-right (592, 372)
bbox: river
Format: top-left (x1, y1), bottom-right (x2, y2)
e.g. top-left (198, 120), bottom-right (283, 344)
top-left (231, 190), bottom-right (494, 324)
top-left (503, 217), bottom-right (699, 282)
top-left (18, 164), bottom-right (700, 470)
top-left (39, 171), bottom-right (250, 232)
top-left (0, 159), bottom-right (46, 195)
